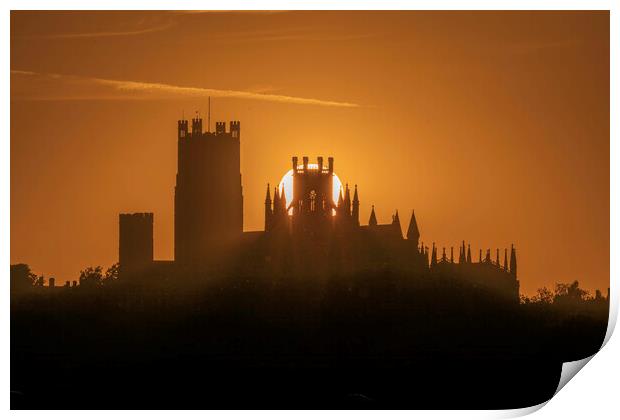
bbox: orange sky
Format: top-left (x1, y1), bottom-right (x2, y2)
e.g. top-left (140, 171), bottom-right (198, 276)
top-left (10, 11), bottom-right (609, 295)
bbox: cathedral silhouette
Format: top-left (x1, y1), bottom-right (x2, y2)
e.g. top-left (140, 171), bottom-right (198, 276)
top-left (119, 117), bottom-right (519, 302)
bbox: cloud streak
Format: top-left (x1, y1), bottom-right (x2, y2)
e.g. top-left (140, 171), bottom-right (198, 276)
top-left (208, 27), bottom-right (374, 43)
top-left (11, 70), bottom-right (360, 108)
top-left (16, 22), bottom-right (176, 39)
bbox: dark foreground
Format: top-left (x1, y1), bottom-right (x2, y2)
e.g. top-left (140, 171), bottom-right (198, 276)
top-left (11, 273), bottom-right (608, 409)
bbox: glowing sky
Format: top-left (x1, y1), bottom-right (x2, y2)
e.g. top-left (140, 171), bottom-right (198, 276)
top-left (10, 11), bottom-right (609, 295)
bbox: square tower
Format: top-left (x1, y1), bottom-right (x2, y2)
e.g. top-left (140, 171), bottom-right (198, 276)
top-left (119, 212), bottom-right (154, 278)
top-left (174, 119), bottom-right (243, 267)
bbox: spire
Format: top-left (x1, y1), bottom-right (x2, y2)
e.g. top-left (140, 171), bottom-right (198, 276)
top-left (279, 187), bottom-right (287, 213)
top-left (442, 247), bottom-right (447, 262)
top-left (343, 184), bottom-right (351, 217)
top-left (431, 243), bottom-right (438, 267)
top-left (496, 248), bottom-right (500, 266)
top-left (407, 209), bottom-right (420, 244)
top-left (450, 246), bottom-right (454, 264)
top-left (352, 184), bottom-right (360, 226)
top-left (369, 205), bottom-right (377, 226)
top-left (459, 240), bottom-right (465, 264)
top-left (265, 183), bottom-right (271, 204)
top-left (467, 244), bottom-right (472, 263)
top-left (503, 248), bottom-right (508, 271)
top-left (510, 244), bottom-right (517, 278)
top-left (485, 249), bottom-right (491, 263)
top-left (273, 186), bottom-right (280, 214)
top-left (264, 183), bottom-right (273, 231)
top-left (392, 210), bottom-right (402, 238)
top-left (393, 210), bottom-right (400, 225)
top-left (479, 249), bottom-right (482, 263)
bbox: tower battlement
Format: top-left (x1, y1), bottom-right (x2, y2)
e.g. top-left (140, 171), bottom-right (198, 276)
top-left (216, 121), bottom-right (226, 134)
top-left (230, 121), bottom-right (240, 139)
top-left (291, 156), bottom-right (334, 174)
top-left (177, 120), bottom-right (189, 139)
top-left (119, 212), bottom-right (153, 222)
top-left (191, 118), bottom-right (203, 136)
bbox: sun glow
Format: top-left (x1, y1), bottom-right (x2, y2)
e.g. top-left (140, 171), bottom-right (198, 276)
top-left (278, 164), bottom-right (343, 215)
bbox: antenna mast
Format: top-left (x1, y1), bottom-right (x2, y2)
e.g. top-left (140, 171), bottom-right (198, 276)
top-left (208, 96), bottom-right (211, 133)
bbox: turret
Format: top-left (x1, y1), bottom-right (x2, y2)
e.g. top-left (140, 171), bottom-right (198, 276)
top-left (328, 157), bottom-right (334, 174)
top-left (264, 183), bottom-right (272, 231)
top-left (292, 156), bottom-right (299, 171)
top-left (503, 248), bottom-right (508, 271)
top-left (392, 210), bottom-right (401, 236)
top-left (178, 119), bottom-right (189, 139)
top-left (192, 117), bottom-right (202, 136)
top-left (302, 156), bottom-right (309, 172)
top-left (215, 121), bottom-right (226, 134)
top-left (459, 240), bottom-right (466, 263)
top-left (496, 248), bottom-right (500, 266)
top-left (406, 210), bottom-right (420, 246)
top-left (450, 247), bottom-right (454, 263)
top-left (337, 189), bottom-right (344, 216)
top-left (369, 205), bottom-right (377, 226)
top-left (510, 244), bottom-right (517, 278)
top-left (317, 156), bottom-right (324, 172)
top-left (279, 187), bottom-right (287, 214)
top-left (230, 120), bottom-right (240, 139)
top-left (467, 244), bottom-right (472, 263)
top-left (431, 243), bottom-right (438, 267)
top-left (352, 185), bottom-right (360, 226)
top-left (343, 184), bottom-right (352, 217)
top-left (272, 186), bottom-right (280, 215)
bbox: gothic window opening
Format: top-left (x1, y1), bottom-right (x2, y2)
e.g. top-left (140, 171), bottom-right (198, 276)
top-left (309, 190), bottom-right (317, 212)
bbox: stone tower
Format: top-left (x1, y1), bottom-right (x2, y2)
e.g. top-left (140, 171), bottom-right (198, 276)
top-left (174, 118), bottom-right (243, 267)
top-left (119, 212), bottom-right (153, 278)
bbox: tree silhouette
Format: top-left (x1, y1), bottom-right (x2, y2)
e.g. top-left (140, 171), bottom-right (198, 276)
top-left (34, 275), bottom-right (45, 288)
top-left (10, 264), bottom-right (36, 294)
top-left (594, 289), bottom-right (604, 302)
top-left (532, 287), bottom-right (554, 304)
top-left (104, 263), bottom-right (120, 284)
top-left (79, 266), bottom-right (104, 289)
top-left (554, 280), bottom-right (590, 305)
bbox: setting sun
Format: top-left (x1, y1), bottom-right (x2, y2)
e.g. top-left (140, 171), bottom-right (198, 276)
top-left (278, 163), bottom-right (343, 215)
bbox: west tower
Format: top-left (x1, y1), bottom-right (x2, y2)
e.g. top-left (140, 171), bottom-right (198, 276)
top-left (119, 212), bottom-right (154, 278)
top-left (174, 118), bottom-right (243, 267)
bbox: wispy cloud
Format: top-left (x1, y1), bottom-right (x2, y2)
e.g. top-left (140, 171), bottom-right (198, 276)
top-left (14, 22), bottom-right (176, 40)
top-left (172, 10), bottom-right (287, 15)
top-left (508, 39), bottom-right (581, 55)
top-left (12, 11), bottom-right (369, 43)
top-left (205, 26), bottom-right (373, 43)
top-left (11, 70), bottom-right (360, 108)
